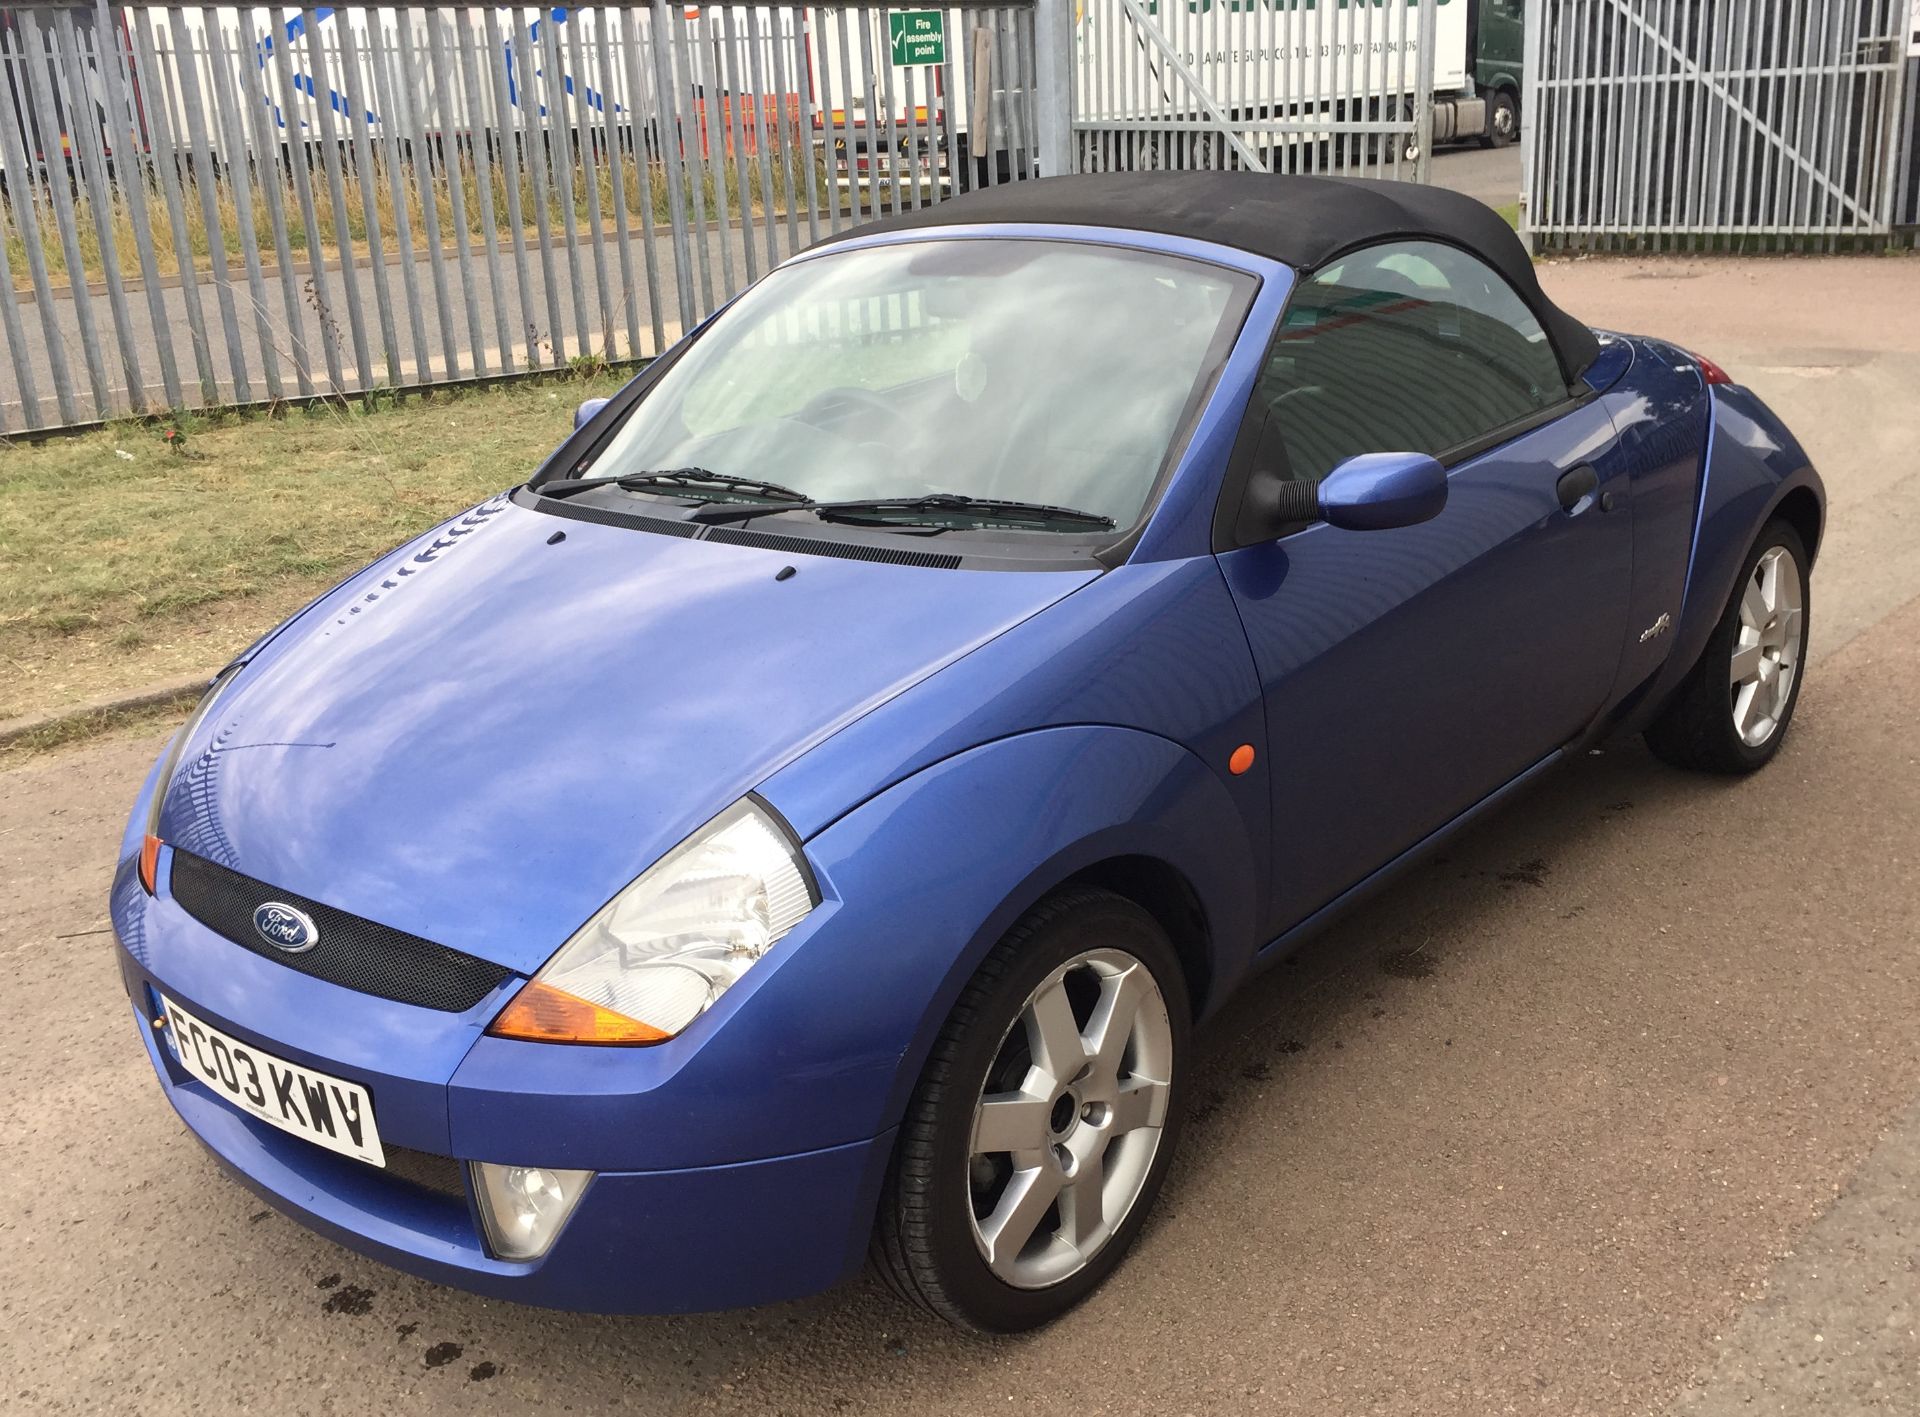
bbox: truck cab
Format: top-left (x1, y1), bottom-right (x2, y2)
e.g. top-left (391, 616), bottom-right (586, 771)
top-left (1467, 0), bottom-right (1526, 148)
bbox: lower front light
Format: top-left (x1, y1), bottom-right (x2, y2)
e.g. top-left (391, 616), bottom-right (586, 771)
top-left (471, 1161), bottom-right (594, 1261)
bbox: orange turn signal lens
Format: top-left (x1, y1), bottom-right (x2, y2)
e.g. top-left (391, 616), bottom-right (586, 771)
top-left (138, 834), bottom-right (163, 894)
top-left (486, 980), bottom-right (672, 1046)
top-left (1228, 744), bottom-right (1257, 776)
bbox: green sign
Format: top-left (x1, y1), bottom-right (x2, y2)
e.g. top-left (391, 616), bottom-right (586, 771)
top-left (888, 10), bottom-right (945, 66)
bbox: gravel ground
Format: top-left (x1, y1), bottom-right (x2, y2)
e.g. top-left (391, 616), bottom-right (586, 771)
top-left (1, 255), bottom-right (1915, 1415)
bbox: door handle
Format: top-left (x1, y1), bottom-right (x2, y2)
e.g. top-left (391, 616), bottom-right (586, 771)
top-left (1556, 464), bottom-right (1599, 512)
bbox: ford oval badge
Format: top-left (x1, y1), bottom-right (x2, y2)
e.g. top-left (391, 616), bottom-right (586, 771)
top-left (253, 902), bottom-right (319, 954)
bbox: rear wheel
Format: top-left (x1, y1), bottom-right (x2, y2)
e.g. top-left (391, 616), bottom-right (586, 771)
top-left (1367, 97), bottom-right (1421, 166)
top-left (873, 888), bottom-right (1189, 1332)
top-left (1645, 520), bottom-right (1810, 773)
top-left (1479, 88), bottom-right (1519, 149)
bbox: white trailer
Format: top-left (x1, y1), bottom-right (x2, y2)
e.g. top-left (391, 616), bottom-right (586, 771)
top-left (805, 1), bottom-right (1502, 188)
top-left (1080, 0), bottom-right (1509, 170)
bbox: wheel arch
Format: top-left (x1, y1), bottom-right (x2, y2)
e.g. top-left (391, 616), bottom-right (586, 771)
top-left (1059, 855), bottom-right (1215, 1020)
top-left (1771, 483), bottom-right (1824, 566)
top-left (792, 724), bottom-right (1263, 1143)
top-left (1610, 383), bottom-right (1825, 739)
top-left (1673, 385), bottom-right (1825, 661)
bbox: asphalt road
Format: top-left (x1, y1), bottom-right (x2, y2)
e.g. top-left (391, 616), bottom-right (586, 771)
top-left (1, 253), bottom-right (1915, 1415)
top-left (1427, 141), bottom-right (1525, 208)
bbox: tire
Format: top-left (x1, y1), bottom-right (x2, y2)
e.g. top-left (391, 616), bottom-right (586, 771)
top-left (1479, 88), bottom-right (1519, 149)
top-left (1645, 519), bottom-right (1811, 774)
top-left (873, 887), bottom-right (1191, 1333)
top-left (1367, 97), bottom-right (1410, 165)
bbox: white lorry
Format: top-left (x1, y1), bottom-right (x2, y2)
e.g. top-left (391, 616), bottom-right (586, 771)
top-left (807, 0), bottom-right (1523, 188)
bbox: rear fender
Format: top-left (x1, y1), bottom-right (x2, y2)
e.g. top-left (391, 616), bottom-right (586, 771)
top-left (1613, 382), bottom-right (1824, 737)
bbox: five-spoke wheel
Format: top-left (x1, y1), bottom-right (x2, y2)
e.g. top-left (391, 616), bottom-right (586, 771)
top-left (1647, 518), bottom-right (1812, 773)
top-left (1729, 544), bottom-right (1805, 748)
top-left (874, 888), bottom-right (1188, 1332)
top-left (968, 948), bottom-right (1174, 1289)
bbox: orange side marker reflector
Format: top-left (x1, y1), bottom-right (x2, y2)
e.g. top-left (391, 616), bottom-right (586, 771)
top-left (487, 980), bottom-right (672, 1046)
top-left (1228, 744), bottom-right (1256, 776)
top-left (138, 834), bottom-right (163, 894)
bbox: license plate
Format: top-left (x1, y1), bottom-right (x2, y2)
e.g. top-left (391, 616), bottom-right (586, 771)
top-left (159, 995), bottom-right (385, 1167)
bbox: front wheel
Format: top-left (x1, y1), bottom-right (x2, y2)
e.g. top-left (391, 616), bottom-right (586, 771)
top-left (1645, 519), bottom-right (1811, 773)
top-left (873, 888), bottom-right (1189, 1332)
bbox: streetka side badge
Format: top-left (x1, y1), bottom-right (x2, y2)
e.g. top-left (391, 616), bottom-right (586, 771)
top-left (1639, 612), bottom-right (1672, 643)
top-left (253, 902), bottom-right (320, 954)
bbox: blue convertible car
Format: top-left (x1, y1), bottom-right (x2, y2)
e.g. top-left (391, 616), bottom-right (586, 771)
top-left (113, 174), bottom-right (1823, 1332)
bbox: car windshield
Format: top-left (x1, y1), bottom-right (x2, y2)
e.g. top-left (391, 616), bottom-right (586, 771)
top-left (572, 239), bottom-right (1255, 530)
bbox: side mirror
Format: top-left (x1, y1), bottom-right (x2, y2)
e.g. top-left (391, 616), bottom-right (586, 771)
top-left (1317, 451), bottom-right (1448, 531)
top-left (573, 397), bottom-right (611, 431)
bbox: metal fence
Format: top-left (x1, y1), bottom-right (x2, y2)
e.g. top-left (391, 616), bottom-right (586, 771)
top-left (1899, 43), bottom-right (1920, 239)
top-left (0, 2), bottom-right (1050, 433)
top-left (1074, 0), bottom-right (1436, 180)
top-left (1522, 0), bottom-right (1913, 251)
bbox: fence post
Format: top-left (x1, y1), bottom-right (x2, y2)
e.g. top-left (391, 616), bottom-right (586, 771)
top-left (1031, 0), bottom-right (1075, 176)
top-left (1413, 0), bottom-right (1436, 185)
top-left (1518, 0), bottom-right (1545, 254)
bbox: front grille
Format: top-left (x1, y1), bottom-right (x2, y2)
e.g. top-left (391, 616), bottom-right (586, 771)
top-left (169, 850), bottom-right (514, 1013)
top-left (382, 1146), bottom-right (470, 1202)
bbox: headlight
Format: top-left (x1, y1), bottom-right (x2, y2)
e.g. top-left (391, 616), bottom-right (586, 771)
top-left (138, 661), bottom-right (245, 893)
top-left (488, 797), bottom-right (817, 1045)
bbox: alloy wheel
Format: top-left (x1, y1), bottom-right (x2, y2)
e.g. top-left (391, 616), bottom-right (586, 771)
top-left (1730, 544), bottom-right (1804, 746)
top-left (967, 948), bottom-right (1174, 1289)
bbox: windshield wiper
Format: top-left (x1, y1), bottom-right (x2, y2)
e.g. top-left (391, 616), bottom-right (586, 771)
top-left (690, 492), bottom-right (1116, 532)
top-left (534, 468), bottom-right (811, 503)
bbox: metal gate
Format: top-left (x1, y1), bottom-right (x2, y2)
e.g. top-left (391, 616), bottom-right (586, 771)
top-left (1072, 0), bottom-right (1438, 181)
top-left (0, 2), bottom-right (1047, 434)
top-left (1522, 0), bottom-right (1913, 250)
top-left (1898, 23), bottom-right (1920, 239)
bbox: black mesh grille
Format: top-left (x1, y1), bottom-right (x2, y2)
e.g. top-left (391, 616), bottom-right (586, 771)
top-left (703, 525), bottom-right (962, 568)
top-left (169, 851), bottom-right (514, 1013)
top-left (382, 1146), bottom-right (470, 1201)
top-left (529, 498), bottom-right (701, 536)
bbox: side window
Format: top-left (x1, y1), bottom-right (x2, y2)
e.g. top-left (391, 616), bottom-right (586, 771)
top-left (1253, 240), bottom-right (1567, 483)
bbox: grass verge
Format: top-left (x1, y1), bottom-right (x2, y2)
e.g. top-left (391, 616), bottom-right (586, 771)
top-left (0, 699), bottom-right (194, 770)
top-left (7, 147), bottom-right (845, 294)
top-left (0, 372), bottom-right (628, 728)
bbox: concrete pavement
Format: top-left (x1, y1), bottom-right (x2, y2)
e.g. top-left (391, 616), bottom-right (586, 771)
top-left (1, 251), bottom-right (1915, 1415)
top-left (1426, 141), bottom-right (1524, 209)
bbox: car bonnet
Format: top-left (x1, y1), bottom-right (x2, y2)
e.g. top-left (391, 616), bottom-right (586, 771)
top-left (151, 494), bottom-right (1096, 975)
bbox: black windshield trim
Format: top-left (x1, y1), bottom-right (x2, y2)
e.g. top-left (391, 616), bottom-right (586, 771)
top-left (690, 492), bottom-right (1116, 532)
top-left (509, 486), bottom-right (1112, 572)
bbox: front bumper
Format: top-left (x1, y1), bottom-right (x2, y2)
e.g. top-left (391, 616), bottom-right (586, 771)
top-left (117, 943), bottom-right (894, 1315)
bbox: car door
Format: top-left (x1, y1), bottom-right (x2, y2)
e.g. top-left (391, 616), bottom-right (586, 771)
top-left (1215, 240), bottom-right (1633, 938)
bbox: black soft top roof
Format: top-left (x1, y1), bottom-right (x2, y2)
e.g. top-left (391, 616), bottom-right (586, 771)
top-left (813, 172), bottom-right (1598, 381)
